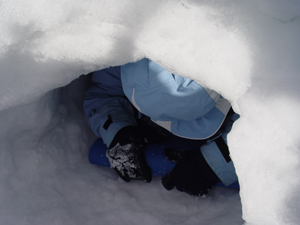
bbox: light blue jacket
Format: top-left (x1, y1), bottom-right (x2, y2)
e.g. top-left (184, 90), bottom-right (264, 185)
top-left (84, 58), bottom-right (238, 186)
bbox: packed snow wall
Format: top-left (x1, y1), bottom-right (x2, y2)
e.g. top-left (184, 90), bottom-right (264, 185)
top-left (1, 0), bottom-right (300, 224)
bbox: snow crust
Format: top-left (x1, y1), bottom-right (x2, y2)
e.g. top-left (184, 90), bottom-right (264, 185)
top-left (0, 0), bottom-right (300, 224)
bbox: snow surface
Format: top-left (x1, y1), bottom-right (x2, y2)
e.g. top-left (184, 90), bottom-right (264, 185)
top-left (0, 0), bottom-right (300, 224)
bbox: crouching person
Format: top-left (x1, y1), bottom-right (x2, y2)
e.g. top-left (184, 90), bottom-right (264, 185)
top-left (83, 58), bottom-right (238, 196)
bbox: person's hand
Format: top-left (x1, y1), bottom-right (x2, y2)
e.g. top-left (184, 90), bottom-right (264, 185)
top-left (161, 148), bottom-right (220, 196)
top-left (106, 126), bottom-right (166, 182)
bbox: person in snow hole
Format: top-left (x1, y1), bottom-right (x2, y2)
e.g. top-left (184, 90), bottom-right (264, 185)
top-left (84, 58), bottom-right (239, 197)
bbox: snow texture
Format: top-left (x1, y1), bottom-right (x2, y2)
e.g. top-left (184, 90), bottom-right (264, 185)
top-left (106, 143), bottom-right (142, 180)
top-left (0, 0), bottom-right (300, 224)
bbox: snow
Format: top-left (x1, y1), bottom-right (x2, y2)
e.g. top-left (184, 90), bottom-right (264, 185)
top-left (0, 0), bottom-right (299, 224)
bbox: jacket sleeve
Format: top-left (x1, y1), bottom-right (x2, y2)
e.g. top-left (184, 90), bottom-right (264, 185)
top-left (200, 112), bottom-right (240, 186)
top-left (83, 66), bottom-right (137, 147)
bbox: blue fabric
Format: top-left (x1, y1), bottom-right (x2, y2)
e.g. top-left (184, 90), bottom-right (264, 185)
top-left (121, 59), bottom-right (216, 120)
top-left (201, 112), bottom-right (239, 186)
top-left (83, 66), bottom-right (137, 146)
top-left (121, 58), bottom-right (231, 139)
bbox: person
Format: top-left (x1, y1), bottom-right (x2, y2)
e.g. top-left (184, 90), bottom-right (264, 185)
top-left (83, 58), bottom-right (239, 196)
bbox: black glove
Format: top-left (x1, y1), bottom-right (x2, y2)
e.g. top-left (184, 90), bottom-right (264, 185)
top-left (106, 126), bottom-right (167, 183)
top-left (161, 148), bottom-right (220, 197)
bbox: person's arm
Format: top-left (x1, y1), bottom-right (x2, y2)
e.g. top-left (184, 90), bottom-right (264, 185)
top-left (161, 112), bottom-right (239, 196)
top-left (83, 66), bottom-right (152, 182)
top-left (83, 66), bottom-right (137, 147)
